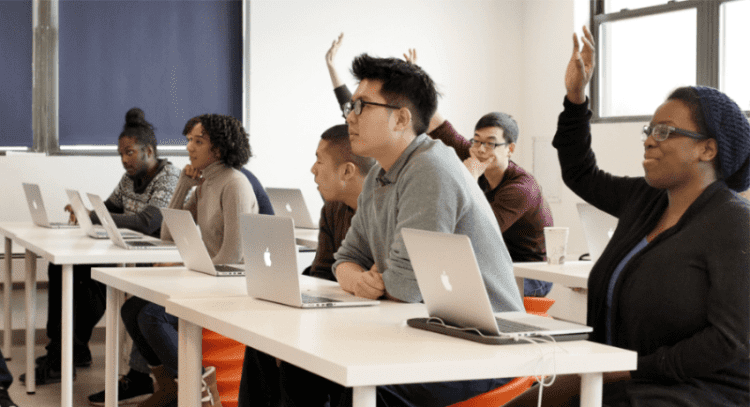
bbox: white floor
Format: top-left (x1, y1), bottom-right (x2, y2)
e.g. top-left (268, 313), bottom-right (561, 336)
top-left (5, 342), bottom-right (107, 407)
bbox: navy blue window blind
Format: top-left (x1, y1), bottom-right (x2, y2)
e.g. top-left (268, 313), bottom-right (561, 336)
top-left (0, 0), bottom-right (33, 148)
top-left (59, 0), bottom-right (242, 147)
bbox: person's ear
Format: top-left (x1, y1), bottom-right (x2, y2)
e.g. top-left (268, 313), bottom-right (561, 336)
top-left (392, 107), bottom-right (412, 132)
top-left (145, 145), bottom-right (155, 158)
top-left (339, 162), bottom-right (357, 182)
top-left (507, 142), bottom-right (516, 156)
top-left (698, 138), bottom-right (718, 162)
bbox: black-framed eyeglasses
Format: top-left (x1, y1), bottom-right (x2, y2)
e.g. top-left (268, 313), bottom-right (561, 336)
top-left (343, 99), bottom-right (401, 117)
top-left (641, 124), bottom-right (709, 142)
top-left (469, 139), bottom-right (507, 149)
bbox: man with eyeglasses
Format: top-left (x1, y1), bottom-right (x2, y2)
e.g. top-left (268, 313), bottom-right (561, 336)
top-left (426, 111), bottom-right (555, 297)
top-left (312, 53), bottom-right (523, 407)
top-left (326, 39), bottom-right (552, 298)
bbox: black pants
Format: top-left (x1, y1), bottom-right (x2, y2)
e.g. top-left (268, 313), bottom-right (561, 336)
top-left (46, 263), bottom-right (107, 360)
top-left (237, 346), bottom-right (282, 407)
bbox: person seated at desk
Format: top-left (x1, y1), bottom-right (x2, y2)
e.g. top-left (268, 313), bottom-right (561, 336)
top-left (121, 114), bottom-right (257, 407)
top-left (508, 27), bottom-right (750, 407)
top-left (326, 35), bottom-right (552, 296)
top-left (236, 123), bottom-right (375, 407)
top-left (279, 53), bottom-right (523, 407)
top-left (23, 108), bottom-right (180, 391)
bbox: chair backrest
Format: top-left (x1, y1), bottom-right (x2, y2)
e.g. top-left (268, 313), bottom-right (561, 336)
top-left (447, 376), bottom-right (536, 407)
top-left (239, 167), bottom-right (275, 216)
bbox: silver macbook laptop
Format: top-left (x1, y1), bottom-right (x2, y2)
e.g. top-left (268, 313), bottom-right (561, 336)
top-left (22, 183), bottom-right (79, 229)
top-left (401, 228), bottom-right (592, 344)
top-left (265, 188), bottom-right (318, 229)
top-left (239, 213), bottom-right (378, 308)
top-left (66, 190), bottom-right (142, 240)
top-left (576, 203), bottom-right (618, 263)
top-left (87, 193), bottom-right (175, 250)
top-left (161, 208), bottom-right (245, 277)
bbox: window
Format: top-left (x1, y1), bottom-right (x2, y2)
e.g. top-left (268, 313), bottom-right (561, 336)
top-left (720, 0), bottom-right (750, 111)
top-left (58, 0), bottom-right (242, 151)
top-left (0, 0), bottom-right (33, 149)
top-left (1, 0), bottom-right (245, 154)
top-left (591, 0), bottom-right (750, 121)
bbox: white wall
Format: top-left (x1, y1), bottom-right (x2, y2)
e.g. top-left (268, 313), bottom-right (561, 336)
top-left (1, 0), bottom-right (651, 260)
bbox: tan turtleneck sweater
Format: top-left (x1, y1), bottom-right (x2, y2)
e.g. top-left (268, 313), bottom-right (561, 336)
top-left (162, 162), bottom-right (258, 264)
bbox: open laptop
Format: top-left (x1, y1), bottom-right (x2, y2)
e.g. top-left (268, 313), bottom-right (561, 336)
top-left (65, 190), bottom-right (142, 240)
top-left (576, 203), bottom-right (618, 263)
top-left (22, 183), bottom-right (79, 229)
top-left (87, 193), bottom-right (175, 250)
top-left (402, 228), bottom-right (592, 345)
top-left (265, 188), bottom-right (318, 229)
top-left (240, 213), bottom-right (378, 308)
top-left (161, 208), bottom-right (245, 277)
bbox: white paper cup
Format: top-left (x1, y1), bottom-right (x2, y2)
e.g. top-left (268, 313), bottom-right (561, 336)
top-left (544, 227), bottom-right (569, 265)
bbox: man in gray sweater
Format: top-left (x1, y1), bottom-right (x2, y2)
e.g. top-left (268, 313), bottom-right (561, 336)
top-left (327, 54), bottom-right (523, 406)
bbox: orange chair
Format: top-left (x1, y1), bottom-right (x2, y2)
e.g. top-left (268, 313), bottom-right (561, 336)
top-left (447, 297), bottom-right (556, 406)
top-left (447, 376), bottom-right (536, 407)
top-left (523, 297), bottom-right (555, 318)
top-left (203, 328), bottom-right (246, 407)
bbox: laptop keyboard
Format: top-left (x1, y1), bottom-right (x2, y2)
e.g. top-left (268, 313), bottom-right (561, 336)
top-left (301, 293), bottom-right (340, 304)
top-left (215, 265), bottom-right (244, 272)
top-left (495, 317), bottom-right (548, 333)
top-left (127, 241), bottom-right (156, 247)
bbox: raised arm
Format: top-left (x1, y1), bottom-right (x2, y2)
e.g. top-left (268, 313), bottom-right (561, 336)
top-left (564, 25), bottom-right (595, 105)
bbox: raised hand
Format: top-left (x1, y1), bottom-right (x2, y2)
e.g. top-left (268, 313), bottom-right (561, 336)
top-left (403, 48), bottom-right (417, 64)
top-left (564, 26), bottom-right (595, 104)
top-left (325, 33), bottom-right (345, 88)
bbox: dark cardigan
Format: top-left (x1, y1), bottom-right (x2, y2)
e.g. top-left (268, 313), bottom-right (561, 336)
top-left (554, 97), bottom-right (749, 406)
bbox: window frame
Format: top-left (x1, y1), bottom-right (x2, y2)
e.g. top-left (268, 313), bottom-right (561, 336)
top-left (590, 0), bottom-right (749, 123)
top-left (1, 0), bottom-right (250, 157)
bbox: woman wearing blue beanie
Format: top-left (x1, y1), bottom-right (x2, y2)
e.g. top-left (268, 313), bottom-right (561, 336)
top-left (508, 26), bottom-right (749, 407)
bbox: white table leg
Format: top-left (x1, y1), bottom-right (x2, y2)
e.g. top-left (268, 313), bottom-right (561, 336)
top-left (24, 250), bottom-right (36, 394)
top-left (3, 238), bottom-right (12, 360)
top-left (178, 318), bottom-right (202, 407)
top-left (105, 286), bottom-right (122, 407)
top-left (352, 386), bottom-right (377, 407)
top-left (61, 264), bottom-right (74, 407)
top-left (580, 372), bottom-right (603, 407)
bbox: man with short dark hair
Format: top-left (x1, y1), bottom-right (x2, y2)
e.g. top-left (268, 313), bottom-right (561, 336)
top-left (324, 54), bottom-right (522, 406)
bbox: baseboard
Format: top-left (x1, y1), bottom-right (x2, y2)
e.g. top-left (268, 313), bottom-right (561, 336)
top-left (0, 326), bottom-right (105, 347)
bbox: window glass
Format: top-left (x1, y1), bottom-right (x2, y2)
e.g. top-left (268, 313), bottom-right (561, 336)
top-left (59, 0), bottom-right (242, 147)
top-left (598, 9), bottom-right (696, 117)
top-left (0, 0), bottom-right (33, 148)
top-left (720, 0), bottom-right (750, 111)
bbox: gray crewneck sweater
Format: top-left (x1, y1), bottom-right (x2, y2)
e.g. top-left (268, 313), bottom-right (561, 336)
top-left (333, 135), bottom-right (523, 312)
top-left (162, 162), bottom-right (258, 264)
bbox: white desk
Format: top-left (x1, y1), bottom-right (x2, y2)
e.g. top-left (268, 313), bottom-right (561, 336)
top-left (0, 222), bottom-right (181, 407)
top-left (294, 228), bottom-right (318, 250)
top-left (91, 266), bottom-right (250, 407)
top-left (513, 261), bottom-right (593, 290)
top-left (166, 277), bottom-right (637, 407)
top-left (514, 261), bottom-right (593, 324)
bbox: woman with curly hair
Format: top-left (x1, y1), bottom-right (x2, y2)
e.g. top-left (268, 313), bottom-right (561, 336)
top-left (121, 114), bottom-right (257, 407)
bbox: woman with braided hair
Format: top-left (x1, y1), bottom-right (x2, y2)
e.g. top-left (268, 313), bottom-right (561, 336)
top-left (121, 114), bottom-right (258, 407)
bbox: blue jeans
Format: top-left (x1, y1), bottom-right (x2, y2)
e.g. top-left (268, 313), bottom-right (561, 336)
top-left (121, 297), bottom-right (179, 377)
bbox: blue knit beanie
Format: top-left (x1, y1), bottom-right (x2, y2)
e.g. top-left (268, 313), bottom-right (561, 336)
top-left (692, 86), bottom-right (750, 192)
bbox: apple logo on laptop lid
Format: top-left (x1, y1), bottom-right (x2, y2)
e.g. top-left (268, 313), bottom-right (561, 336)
top-left (263, 247), bottom-right (272, 267)
top-left (440, 270), bottom-right (453, 292)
